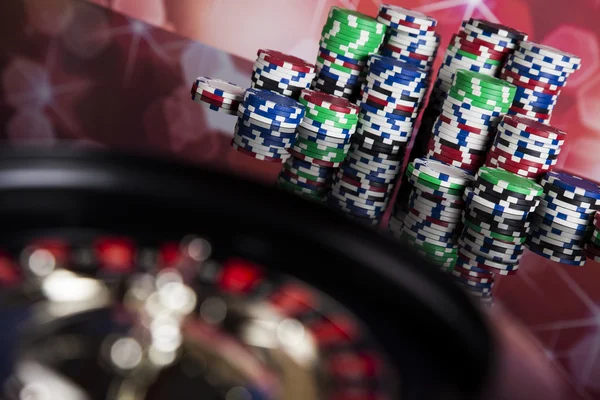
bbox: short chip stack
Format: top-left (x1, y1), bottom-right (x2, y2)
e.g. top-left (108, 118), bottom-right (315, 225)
top-left (526, 172), bottom-right (600, 266)
top-left (315, 7), bottom-right (387, 99)
top-left (426, 70), bottom-right (515, 172)
top-left (233, 89), bottom-right (305, 162)
top-left (278, 89), bottom-right (358, 202)
top-left (376, 5), bottom-right (440, 72)
top-left (191, 77), bottom-right (244, 116)
top-left (501, 42), bottom-right (582, 123)
top-left (395, 158), bottom-right (473, 270)
top-left (584, 212), bottom-right (600, 263)
top-left (456, 167), bottom-right (543, 301)
top-left (251, 49), bottom-right (316, 99)
top-left (485, 115), bottom-right (566, 179)
top-left (328, 55), bottom-right (428, 225)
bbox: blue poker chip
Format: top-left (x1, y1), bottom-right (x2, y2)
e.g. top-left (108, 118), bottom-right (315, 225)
top-left (381, 51), bottom-right (430, 68)
top-left (508, 57), bottom-right (570, 77)
top-left (404, 225), bottom-right (455, 244)
top-left (445, 102), bottom-right (503, 117)
top-left (498, 128), bottom-right (561, 147)
top-left (513, 94), bottom-right (557, 108)
top-left (359, 111), bottom-right (417, 127)
top-left (237, 123), bottom-right (297, 141)
top-left (237, 115), bottom-right (298, 135)
top-left (245, 88), bottom-right (304, 112)
top-left (503, 65), bottom-right (567, 86)
top-left (460, 243), bottom-right (521, 264)
top-left (366, 80), bottom-right (425, 99)
top-left (301, 118), bottom-right (354, 134)
top-left (514, 86), bottom-right (559, 101)
top-left (359, 103), bottom-right (415, 122)
top-left (255, 63), bottom-right (312, 80)
top-left (236, 129), bottom-right (294, 147)
top-left (442, 104), bottom-right (497, 121)
top-left (368, 69), bottom-right (427, 88)
top-left (318, 46), bottom-right (365, 66)
top-left (433, 125), bottom-right (484, 143)
top-left (443, 58), bottom-right (494, 73)
top-left (243, 101), bottom-right (304, 120)
top-left (317, 66), bottom-right (360, 84)
top-left (334, 191), bottom-right (387, 208)
top-left (532, 213), bottom-right (589, 234)
top-left (362, 86), bottom-right (420, 106)
top-left (541, 200), bottom-right (590, 220)
top-left (505, 60), bottom-right (569, 81)
top-left (514, 50), bottom-right (578, 71)
top-left (537, 212), bottom-right (588, 229)
top-left (368, 63), bottom-right (425, 82)
top-left (528, 228), bottom-right (582, 248)
top-left (358, 122), bottom-right (412, 137)
top-left (543, 171), bottom-right (600, 200)
top-left (341, 165), bottom-right (390, 184)
top-left (288, 159), bottom-right (333, 175)
top-left (369, 55), bottom-right (428, 78)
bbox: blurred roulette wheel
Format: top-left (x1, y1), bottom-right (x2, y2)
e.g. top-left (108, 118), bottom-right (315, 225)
top-left (0, 148), bottom-right (551, 400)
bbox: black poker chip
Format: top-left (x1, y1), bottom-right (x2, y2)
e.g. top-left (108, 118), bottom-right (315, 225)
top-left (435, 136), bottom-right (487, 155)
top-left (353, 136), bottom-right (405, 154)
top-left (464, 214), bottom-right (528, 237)
top-left (465, 208), bottom-right (528, 228)
top-left (511, 101), bottom-right (553, 115)
top-left (462, 230), bottom-right (524, 254)
top-left (350, 143), bottom-right (405, 161)
top-left (496, 137), bottom-right (559, 159)
top-left (366, 84), bottom-right (421, 103)
top-left (476, 179), bottom-right (540, 201)
top-left (473, 188), bottom-right (537, 212)
top-left (355, 130), bottom-right (408, 147)
top-left (525, 240), bottom-right (586, 261)
top-left (542, 182), bottom-right (600, 207)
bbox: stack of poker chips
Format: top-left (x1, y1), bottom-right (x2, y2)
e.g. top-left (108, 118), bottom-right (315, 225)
top-left (416, 19), bottom-right (527, 160)
top-left (393, 158), bottom-right (473, 270)
top-left (329, 56), bottom-right (428, 225)
top-left (425, 70), bottom-right (515, 172)
top-left (584, 213), bottom-right (600, 263)
top-left (278, 89), bottom-right (358, 201)
top-left (500, 42), bottom-right (582, 123)
top-left (485, 115), bottom-right (566, 179)
top-left (526, 172), bottom-right (600, 266)
top-left (251, 49), bottom-right (316, 99)
top-left (191, 77), bottom-right (244, 116)
top-left (315, 7), bottom-right (387, 99)
top-left (233, 89), bottom-right (305, 162)
top-left (456, 167), bottom-right (543, 301)
top-left (376, 4), bottom-right (439, 72)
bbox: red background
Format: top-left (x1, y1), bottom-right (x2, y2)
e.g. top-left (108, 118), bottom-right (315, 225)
top-left (1, 0), bottom-right (599, 397)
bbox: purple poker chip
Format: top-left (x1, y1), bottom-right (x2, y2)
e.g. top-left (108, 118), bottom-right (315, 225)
top-left (542, 171), bottom-right (600, 201)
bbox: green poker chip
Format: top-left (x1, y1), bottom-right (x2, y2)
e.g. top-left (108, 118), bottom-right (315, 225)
top-left (320, 36), bottom-right (377, 55)
top-left (305, 108), bottom-right (358, 126)
top-left (404, 236), bottom-right (458, 256)
top-left (300, 95), bottom-right (360, 119)
top-left (449, 87), bottom-right (513, 104)
top-left (477, 167), bottom-right (544, 197)
top-left (407, 174), bottom-right (464, 196)
top-left (292, 146), bottom-right (347, 162)
top-left (455, 70), bottom-right (516, 93)
top-left (463, 219), bottom-right (528, 244)
top-left (407, 163), bottom-right (468, 190)
top-left (318, 41), bottom-right (371, 60)
top-left (295, 137), bottom-right (349, 155)
top-left (304, 113), bottom-right (358, 129)
top-left (447, 91), bottom-right (511, 112)
top-left (452, 81), bottom-right (516, 98)
top-left (322, 21), bottom-right (386, 40)
top-left (449, 47), bottom-right (503, 66)
top-left (328, 7), bottom-right (386, 33)
top-left (282, 164), bottom-right (329, 183)
top-left (321, 28), bottom-right (384, 46)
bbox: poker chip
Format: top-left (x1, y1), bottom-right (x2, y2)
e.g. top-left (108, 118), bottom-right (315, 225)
top-left (499, 41), bottom-right (581, 123)
top-left (251, 50), bottom-right (316, 99)
top-left (191, 77), bottom-right (245, 115)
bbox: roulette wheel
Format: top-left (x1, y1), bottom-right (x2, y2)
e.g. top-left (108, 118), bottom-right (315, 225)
top-left (0, 149), bottom-right (562, 400)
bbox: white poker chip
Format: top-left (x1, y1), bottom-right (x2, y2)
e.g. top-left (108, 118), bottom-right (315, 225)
top-left (194, 77), bottom-right (244, 101)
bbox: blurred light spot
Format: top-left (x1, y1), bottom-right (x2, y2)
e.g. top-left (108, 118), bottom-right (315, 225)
top-left (42, 270), bottom-right (104, 303)
top-left (2, 59), bottom-right (50, 109)
top-left (183, 236), bottom-right (212, 262)
top-left (225, 387), bottom-right (252, 400)
top-left (158, 282), bottom-right (197, 314)
top-left (20, 383), bottom-right (50, 400)
top-left (151, 316), bottom-right (181, 352)
top-left (155, 268), bottom-right (182, 289)
top-left (28, 249), bottom-right (56, 277)
top-left (148, 345), bottom-right (176, 366)
top-left (199, 297), bottom-right (227, 325)
top-left (61, 3), bottom-right (110, 59)
top-left (110, 337), bottom-right (143, 370)
top-left (128, 274), bottom-right (155, 302)
top-left (277, 319), bottom-right (305, 347)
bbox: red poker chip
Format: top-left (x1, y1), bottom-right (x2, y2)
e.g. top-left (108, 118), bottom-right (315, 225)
top-left (502, 115), bottom-right (566, 139)
top-left (382, 43), bottom-right (434, 61)
top-left (407, 208), bottom-right (455, 228)
top-left (318, 51), bottom-right (363, 71)
top-left (438, 115), bottom-right (486, 134)
top-left (288, 149), bottom-right (340, 167)
top-left (281, 169), bottom-right (329, 187)
top-left (360, 92), bottom-right (418, 113)
top-left (501, 69), bottom-right (562, 91)
top-left (197, 94), bottom-right (239, 109)
top-left (452, 269), bottom-right (496, 284)
top-left (486, 157), bottom-right (543, 178)
top-left (501, 74), bottom-right (563, 95)
top-left (456, 30), bottom-right (513, 53)
top-left (488, 145), bottom-right (556, 167)
top-left (449, 34), bottom-right (505, 58)
top-left (339, 174), bottom-right (388, 193)
top-left (257, 49), bottom-right (316, 73)
top-left (486, 151), bottom-right (549, 171)
top-left (300, 89), bottom-right (359, 114)
top-left (196, 88), bottom-right (239, 104)
top-left (509, 105), bottom-right (552, 120)
top-left (94, 237), bottom-right (135, 273)
top-left (428, 140), bottom-right (485, 160)
top-left (218, 258), bottom-right (264, 294)
top-left (428, 151), bottom-right (482, 172)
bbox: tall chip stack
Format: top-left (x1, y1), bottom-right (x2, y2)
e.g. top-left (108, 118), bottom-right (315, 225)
top-left (485, 115), bottom-right (566, 179)
top-left (277, 90), bottom-right (358, 202)
top-left (416, 19), bottom-right (527, 159)
top-left (500, 42), bottom-right (582, 123)
top-left (328, 56), bottom-right (428, 225)
top-left (394, 158), bottom-right (473, 270)
top-left (315, 7), bottom-right (387, 100)
top-left (376, 5), bottom-right (439, 73)
top-left (425, 70), bottom-right (516, 172)
top-left (455, 167), bottom-right (543, 302)
top-left (232, 89), bottom-right (304, 161)
top-left (584, 213), bottom-right (600, 263)
top-left (251, 50), bottom-right (316, 100)
top-left (526, 172), bottom-right (600, 266)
